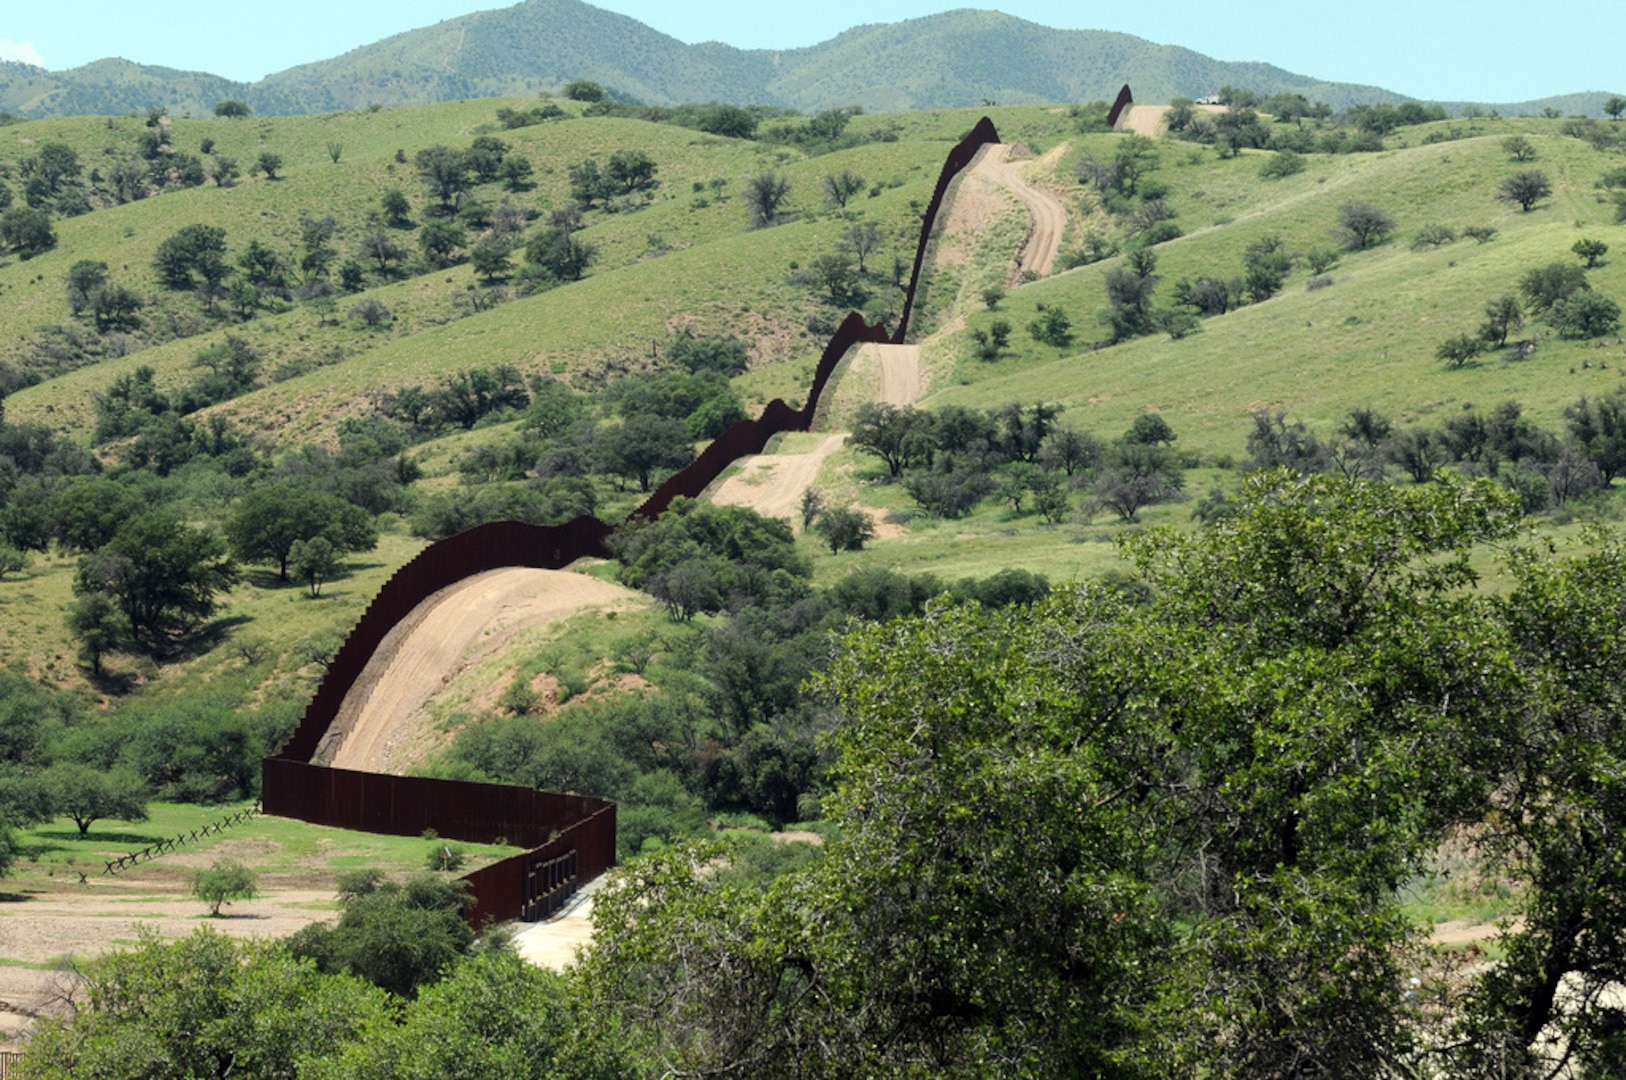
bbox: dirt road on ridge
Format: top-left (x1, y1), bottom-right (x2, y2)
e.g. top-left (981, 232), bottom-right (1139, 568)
top-left (709, 344), bottom-right (924, 524)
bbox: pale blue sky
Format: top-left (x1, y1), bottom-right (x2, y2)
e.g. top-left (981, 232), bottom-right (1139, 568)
top-left (1, 0), bottom-right (1620, 104)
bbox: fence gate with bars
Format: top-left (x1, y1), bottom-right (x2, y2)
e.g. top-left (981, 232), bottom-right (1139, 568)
top-left (523, 849), bottom-right (579, 922)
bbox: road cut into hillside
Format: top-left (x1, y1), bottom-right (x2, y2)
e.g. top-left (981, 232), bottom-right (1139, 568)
top-left (708, 344), bottom-right (923, 523)
top-left (318, 568), bottom-right (640, 775)
top-left (967, 143), bottom-right (1069, 279)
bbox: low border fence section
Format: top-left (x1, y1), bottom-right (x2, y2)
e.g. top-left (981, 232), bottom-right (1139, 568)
top-left (261, 118), bottom-right (1003, 929)
top-left (103, 803), bottom-right (261, 876)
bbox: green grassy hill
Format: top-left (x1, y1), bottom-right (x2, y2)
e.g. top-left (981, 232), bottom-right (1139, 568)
top-left (2, 97), bottom-right (1624, 705)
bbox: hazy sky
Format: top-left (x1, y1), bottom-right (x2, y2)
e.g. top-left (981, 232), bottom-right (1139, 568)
top-left (1, 1), bottom-right (1620, 104)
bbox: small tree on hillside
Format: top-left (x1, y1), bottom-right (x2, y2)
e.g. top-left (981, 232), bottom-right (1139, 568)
top-left (1501, 135), bottom-right (1537, 161)
top-left (815, 506), bottom-right (875, 553)
top-left (1334, 201), bottom-right (1396, 251)
top-left (255, 152), bottom-right (283, 180)
top-left (1498, 170), bottom-right (1552, 212)
top-left (213, 100), bottom-right (251, 118)
top-left (1574, 238), bottom-right (1609, 269)
top-left (821, 170), bottom-right (866, 208)
top-left (743, 171), bottom-right (792, 229)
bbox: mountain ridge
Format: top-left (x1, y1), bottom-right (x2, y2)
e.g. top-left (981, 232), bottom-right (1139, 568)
top-left (0, 0), bottom-right (1618, 120)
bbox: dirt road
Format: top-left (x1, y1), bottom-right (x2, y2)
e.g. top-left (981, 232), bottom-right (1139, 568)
top-left (708, 345), bottom-right (923, 523)
top-left (969, 143), bottom-right (1069, 278)
top-left (321, 568), bottom-right (639, 775)
top-left (709, 433), bottom-right (848, 526)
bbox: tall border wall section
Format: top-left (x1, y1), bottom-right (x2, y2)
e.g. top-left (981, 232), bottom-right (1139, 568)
top-left (262, 116), bottom-right (1005, 928)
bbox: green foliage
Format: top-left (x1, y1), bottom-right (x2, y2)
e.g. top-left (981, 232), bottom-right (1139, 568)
top-left (1334, 200), bottom-right (1395, 250)
top-left (1573, 237), bottom-right (1608, 268)
top-left (191, 857), bottom-right (258, 916)
top-left (21, 928), bottom-right (387, 1078)
top-left (610, 498), bottom-right (810, 619)
top-left (742, 171), bottom-right (792, 229)
top-left (1028, 305), bottom-right (1073, 346)
top-left (290, 874), bottom-right (473, 999)
top-left (1258, 149), bottom-right (1306, 179)
top-left (74, 510), bottom-right (239, 655)
top-left (313, 950), bottom-right (634, 1079)
top-left (213, 99), bottom-right (251, 119)
top-left (1497, 169), bottom-right (1552, 212)
top-left (226, 484), bottom-right (377, 581)
top-left (1437, 332), bottom-right (1486, 368)
top-left (813, 505), bottom-right (875, 553)
top-left (0, 205), bottom-right (55, 256)
top-left (1551, 290), bottom-right (1621, 339)
top-left (41, 762), bottom-right (148, 836)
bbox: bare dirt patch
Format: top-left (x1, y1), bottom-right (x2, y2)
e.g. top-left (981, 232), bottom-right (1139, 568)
top-left (318, 569), bottom-right (641, 775)
top-left (709, 433), bottom-right (848, 527)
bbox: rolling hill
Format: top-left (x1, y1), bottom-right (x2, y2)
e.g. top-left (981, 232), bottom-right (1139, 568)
top-left (4, 1), bottom-right (1617, 120)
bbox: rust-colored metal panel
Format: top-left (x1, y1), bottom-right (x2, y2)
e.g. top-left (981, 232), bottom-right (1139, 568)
top-left (1107, 84), bottom-right (1135, 128)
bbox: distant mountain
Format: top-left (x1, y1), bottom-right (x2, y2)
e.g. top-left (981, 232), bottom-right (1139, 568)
top-left (1, 1), bottom-right (1617, 120)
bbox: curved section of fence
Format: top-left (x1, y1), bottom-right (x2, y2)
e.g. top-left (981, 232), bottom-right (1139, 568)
top-left (262, 117), bottom-right (1004, 928)
top-left (1108, 84), bottom-right (1134, 128)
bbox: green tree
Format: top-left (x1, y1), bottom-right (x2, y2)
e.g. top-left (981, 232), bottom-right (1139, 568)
top-left (1552, 290), bottom-right (1621, 338)
top-left (1479, 294), bottom-right (1524, 346)
top-left (0, 205), bottom-right (54, 256)
top-left (1437, 332), bottom-right (1486, 367)
top-left (524, 227), bottom-right (596, 282)
top-left (416, 218), bottom-right (466, 267)
top-left (849, 402), bottom-right (934, 478)
top-left (213, 99), bottom-right (251, 118)
top-left (210, 153), bottom-right (238, 187)
top-left (1030, 305), bottom-right (1074, 346)
top-left (67, 591), bottom-right (127, 675)
top-left (607, 148), bottom-right (658, 193)
top-left (470, 234), bottom-right (516, 282)
top-left (1242, 234), bottom-right (1292, 301)
top-left (743, 171), bottom-right (792, 228)
top-left (75, 511), bottom-right (238, 654)
top-left (814, 505), bottom-right (875, 553)
top-left (1606, 95), bottom-right (1626, 121)
top-left (191, 857), bottom-right (257, 916)
top-left (226, 484), bottom-right (377, 581)
top-left (1501, 134), bottom-right (1537, 161)
top-left (20, 928), bottom-right (388, 1078)
top-left (289, 536), bottom-right (340, 597)
top-left (380, 187), bottom-right (413, 227)
top-left (591, 414), bottom-right (693, 492)
top-left (563, 79), bottom-right (604, 102)
top-left (290, 874), bottom-right (474, 999)
top-left (821, 169), bottom-right (866, 208)
top-left (498, 153), bottom-right (535, 191)
top-left (153, 223), bottom-right (228, 290)
top-left (414, 145), bottom-right (470, 210)
top-left (1498, 169), bottom-right (1552, 211)
top-left (1334, 200), bottom-right (1395, 250)
top-left (255, 151), bottom-right (283, 180)
top-left (358, 227), bottom-right (408, 275)
top-left (41, 762), bottom-right (148, 836)
top-left (64, 260), bottom-right (108, 316)
top-left (1519, 261), bottom-right (1589, 316)
top-left (1573, 237), bottom-right (1608, 268)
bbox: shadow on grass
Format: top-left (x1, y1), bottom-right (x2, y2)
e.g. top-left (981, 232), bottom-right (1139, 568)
top-left (187, 614), bottom-right (255, 655)
top-left (32, 829), bottom-right (169, 847)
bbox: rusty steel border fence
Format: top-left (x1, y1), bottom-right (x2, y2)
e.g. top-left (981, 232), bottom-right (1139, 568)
top-left (261, 117), bottom-right (1004, 928)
